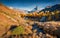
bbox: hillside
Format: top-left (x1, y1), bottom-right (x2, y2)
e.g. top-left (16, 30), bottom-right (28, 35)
top-left (0, 4), bottom-right (26, 36)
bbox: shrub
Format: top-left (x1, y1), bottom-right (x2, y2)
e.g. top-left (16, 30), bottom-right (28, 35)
top-left (11, 26), bottom-right (24, 35)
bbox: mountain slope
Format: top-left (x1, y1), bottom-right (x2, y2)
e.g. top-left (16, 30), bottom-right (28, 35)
top-left (0, 4), bottom-right (26, 36)
top-left (40, 4), bottom-right (60, 12)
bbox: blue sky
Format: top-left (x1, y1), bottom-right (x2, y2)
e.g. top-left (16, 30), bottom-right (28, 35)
top-left (0, 0), bottom-right (60, 11)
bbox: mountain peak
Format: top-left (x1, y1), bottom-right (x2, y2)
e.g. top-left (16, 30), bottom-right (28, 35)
top-left (46, 6), bottom-right (51, 8)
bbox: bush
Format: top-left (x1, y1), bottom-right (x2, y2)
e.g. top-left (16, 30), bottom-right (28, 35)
top-left (11, 26), bottom-right (24, 35)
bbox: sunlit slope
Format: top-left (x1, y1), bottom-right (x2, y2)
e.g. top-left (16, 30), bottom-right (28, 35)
top-left (0, 12), bottom-right (19, 25)
top-left (0, 4), bottom-right (26, 24)
top-left (0, 4), bottom-right (26, 36)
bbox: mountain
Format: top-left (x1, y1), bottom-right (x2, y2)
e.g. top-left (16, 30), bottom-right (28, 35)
top-left (28, 6), bottom-right (38, 13)
top-left (40, 4), bottom-right (60, 12)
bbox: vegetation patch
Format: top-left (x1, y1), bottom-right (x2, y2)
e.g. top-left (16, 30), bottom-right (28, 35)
top-left (11, 26), bottom-right (25, 35)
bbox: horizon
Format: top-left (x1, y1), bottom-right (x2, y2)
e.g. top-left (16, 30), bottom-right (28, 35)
top-left (0, 0), bottom-right (60, 11)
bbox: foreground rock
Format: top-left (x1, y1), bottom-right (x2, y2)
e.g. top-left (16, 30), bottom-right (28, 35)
top-left (37, 21), bottom-right (60, 38)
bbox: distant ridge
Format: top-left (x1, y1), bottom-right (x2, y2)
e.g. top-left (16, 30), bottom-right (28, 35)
top-left (0, 3), bottom-right (4, 6)
top-left (40, 4), bottom-right (60, 12)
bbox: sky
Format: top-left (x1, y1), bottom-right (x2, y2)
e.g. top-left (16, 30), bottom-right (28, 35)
top-left (0, 0), bottom-right (60, 11)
